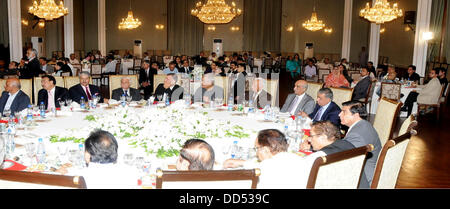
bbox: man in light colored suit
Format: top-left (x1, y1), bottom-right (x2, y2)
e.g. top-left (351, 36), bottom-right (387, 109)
top-left (402, 68), bottom-right (443, 116)
top-left (281, 80), bottom-right (315, 115)
top-left (339, 101), bottom-right (382, 189)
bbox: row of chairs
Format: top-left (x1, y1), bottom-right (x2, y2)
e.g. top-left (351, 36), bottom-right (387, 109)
top-left (0, 119), bottom-right (417, 189)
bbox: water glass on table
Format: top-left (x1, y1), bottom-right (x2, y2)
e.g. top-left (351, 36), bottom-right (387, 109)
top-left (25, 142), bottom-right (36, 165)
top-left (123, 153), bottom-right (134, 166)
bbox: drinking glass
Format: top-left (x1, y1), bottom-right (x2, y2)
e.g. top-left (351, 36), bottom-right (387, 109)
top-left (222, 145), bottom-right (231, 157)
top-left (215, 98), bottom-right (223, 108)
top-left (126, 96), bottom-right (133, 103)
top-left (69, 149), bottom-right (78, 164)
top-left (59, 100), bottom-right (66, 108)
top-left (25, 143), bottom-right (36, 165)
top-left (123, 153), bottom-right (134, 166)
top-left (65, 99), bottom-right (72, 106)
top-left (3, 109), bottom-right (11, 117)
top-left (135, 156), bottom-right (145, 170)
top-left (57, 144), bottom-right (69, 162)
top-left (156, 94), bottom-right (163, 102)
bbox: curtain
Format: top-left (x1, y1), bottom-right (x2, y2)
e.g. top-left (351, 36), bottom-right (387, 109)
top-left (243, 0), bottom-right (282, 53)
top-left (0, 0), bottom-right (9, 48)
top-left (167, 0), bottom-right (204, 56)
top-left (445, 1), bottom-right (450, 63)
top-left (427, 0), bottom-right (446, 62)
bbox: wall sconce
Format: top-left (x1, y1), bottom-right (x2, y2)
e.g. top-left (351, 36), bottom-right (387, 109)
top-left (21, 19), bottom-right (29, 26)
top-left (38, 19), bottom-right (45, 28)
top-left (155, 24), bottom-right (164, 30)
top-left (286, 25), bottom-right (294, 32)
top-left (230, 26), bottom-right (240, 31)
top-left (380, 28), bottom-right (386, 34)
top-left (324, 27), bottom-right (333, 33)
top-left (422, 32), bottom-right (434, 41)
top-left (207, 25), bottom-right (216, 31)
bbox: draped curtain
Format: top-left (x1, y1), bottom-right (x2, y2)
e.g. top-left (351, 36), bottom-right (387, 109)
top-left (0, 0), bottom-right (9, 48)
top-left (167, 0), bottom-right (204, 56)
top-left (427, 0), bottom-right (446, 62)
top-left (445, 1), bottom-right (450, 63)
top-left (243, 0), bottom-right (282, 53)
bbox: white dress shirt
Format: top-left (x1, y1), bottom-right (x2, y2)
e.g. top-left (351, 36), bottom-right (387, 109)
top-left (47, 87), bottom-right (56, 110)
top-left (289, 93), bottom-right (305, 115)
top-left (305, 65), bottom-right (317, 78)
top-left (313, 101), bottom-right (331, 121)
top-left (4, 91), bottom-right (20, 112)
top-left (75, 163), bottom-right (140, 189)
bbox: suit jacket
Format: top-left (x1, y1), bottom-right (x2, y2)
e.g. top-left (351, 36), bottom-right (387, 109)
top-left (246, 90), bottom-right (273, 109)
top-left (139, 68), bottom-right (158, 99)
top-left (320, 139), bottom-right (355, 155)
top-left (21, 58), bottom-right (44, 79)
top-left (281, 93), bottom-right (315, 115)
top-left (41, 64), bottom-right (55, 74)
top-left (69, 84), bottom-right (103, 104)
top-left (343, 119), bottom-right (382, 189)
top-left (37, 86), bottom-right (69, 109)
top-left (0, 90), bottom-right (31, 114)
top-left (417, 77), bottom-right (443, 104)
top-left (352, 76), bottom-right (371, 101)
top-left (111, 87), bottom-right (142, 101)
top-left (193, 86), bottom-right (224, 103)
top-left (308, 101), bottom-right (341, 127)
top-left (232, 72), bottom-right (247, 104)
top-left (179, 66), bottom-right (193, 74)
top-left (154, 84), bottom-right (184, 102)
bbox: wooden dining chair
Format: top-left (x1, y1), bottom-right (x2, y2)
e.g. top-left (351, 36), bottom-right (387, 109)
top-left (155, 169), bottom-right (260, 189)
top-left (373, 97), bottom-right (403, 146)
top-left (417, 85), bottom-right (445, 121)
top-left (380, 82), bottom-right (402, 101)
top-left (306, 82), bottom-right (324, 102)
top-left (306, 144), bottom-right (374, 189)
top-left (0, 170), bottom-right (86, 189)
top-left (329, 87), bottom-right (354, 109)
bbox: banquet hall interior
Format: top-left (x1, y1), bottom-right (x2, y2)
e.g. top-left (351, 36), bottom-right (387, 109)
top-left (0, 0), bottom-right (449, 189)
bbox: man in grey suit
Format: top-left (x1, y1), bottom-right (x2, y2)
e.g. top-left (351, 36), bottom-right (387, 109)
top-left (39, 57), bottom-right (54, 74)
top-left (281, 80), bottom-right (315, 115)
top-left (352, 67), bottom-right (371, 101)
top-left (339, 101), bottom-right (382, 189)
top-left (111, 77), bottom-right (142, 101)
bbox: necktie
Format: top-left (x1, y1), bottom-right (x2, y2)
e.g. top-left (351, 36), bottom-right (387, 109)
top-left (47, 91), bottom-right (54, 110)
top-left (288, 96), bottom-right (299, 115)
top-left (124, 90), bottom-right (128, 97)
top-left (313, 106), bottom-right (324, 121)
top-left (85, 86), bottom-right (92, 100)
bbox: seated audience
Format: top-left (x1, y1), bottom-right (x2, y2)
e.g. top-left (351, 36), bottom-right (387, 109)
top-left (223, 129), bottom-right (308, 189)
top-left (69, 72), bottom-right (105, 104)
top-left (176, 139), bottom-right (215, 171)
top-left (231, 63), bottom-right (248, 104)
top-left (299, 88), bottom-right (341, 126)
top-left (438, 68), bottom-right (448, 96)
top-left (104, 56), bottom-right (117, 74)
top-left (39, 57), bottom-right (54, 74)
top-left (401, 68), bottom-right (443, 116)
top-left (316, 57), bottom-right (333, 70)
top-left (193, 73), bottom-right (224, 103)
top-left (281, 80), bottom-right (315, 115)
top-left (367, 61), bottom-right (376, 80)
top-left (69, 53), bottom-right (80, 64)
top-left (247, 77), bottom-right (272, 109)
top-left (352, 67), bottom-right (371, 101)
top-left (286, 54), bottom-right (302, 78)
top-left (402, 65), bottom-right (420, 83)
top-left (54, 61), bottom-right (73, 76)
top-left (339, 101), bottom-right (382, 188)
top-left (0, 78), bottom-right (31, 116)
top-left (339, 64), bottom-right (353, 84)
top-left (38, 75), bottom-right (69, 110)
top-left (154, 73), bottom-right (184, 102)
top-left (208, 52), bottom-right (218, 62)
top-left (179, 60), bottom-right (193, 74)
top-left (304, 59), bottom-right (317, 79)
top-left (139, 60), bottom-right (158, 100)
top-left (111, 77), bottom-right (142, 101)
top-left (163, 61), bottom-right (179, 74)
top-left (325, 66), bottom-right (350, 88)
top-left (380, 64), bottom-right (397, 81)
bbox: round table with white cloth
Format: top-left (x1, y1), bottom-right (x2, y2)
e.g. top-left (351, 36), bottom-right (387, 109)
top-left (369, 82), bottom-right (421, 117)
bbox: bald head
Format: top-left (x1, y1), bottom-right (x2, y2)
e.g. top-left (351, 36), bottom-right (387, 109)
top-left (5, 78), bottom-right (21, 94)
top-left (294, 80), bottom-right (308, 96)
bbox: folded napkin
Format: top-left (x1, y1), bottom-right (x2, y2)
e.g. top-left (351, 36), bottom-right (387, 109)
top-left (3, 160), bottom-right (27, 171)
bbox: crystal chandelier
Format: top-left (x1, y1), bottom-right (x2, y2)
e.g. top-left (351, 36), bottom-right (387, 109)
top-left (360, 0), bottom-right (403, 24)
top-left (118, 0), bottom-right (141, 30)
top-left (191, 0), bottom-right (242, 24)
top-left (302, 7), bottom-right (325, 32)
top-left (28, 0), bottom-right (68, 21)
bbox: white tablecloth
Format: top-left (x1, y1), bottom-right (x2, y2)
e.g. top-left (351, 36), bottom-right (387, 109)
top-left (370, 82), bottom-right (421, 117)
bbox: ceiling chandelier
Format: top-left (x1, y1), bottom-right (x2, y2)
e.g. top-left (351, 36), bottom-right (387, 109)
top-left (302, 3), bottom-right (325, 32)
top-left (118, 0), bottom-right (141, 30)
top-left (28, 0), bottom-right (68, 21)
top-left (191, 0), bottom-right (242, 24)
top-left (360, 0), bottom-right (403, 24)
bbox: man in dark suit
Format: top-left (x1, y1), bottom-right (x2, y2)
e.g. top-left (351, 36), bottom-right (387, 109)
top-left (300, 121), bottom-right (355, 155)
top-left (281, 80), bottom-right (315, 115)
top-left (37, 75), bottom-right (69, 110)
top-left (0, 78), bottom-right (31, 116)
top-left (139, 60), bottom-right (158, 100)
top-left (402, 65), bottom-right (420, 83)
top-left (111, 77), bottom-right (142, 101)
top-left (299, 88), bottom-right (341, 127)
top-left (339, 101), bottom-right (382, 188)
top-left (20, 49), bottom-right (45, 79)
top-left (352, 67), bottom-right (371, 101)
top-left (154, 73), bottom-right (184, 102)
top-left (179, 60), bottom-right (193, 74)
top-left (246, 77), bottom-right (272, 109)
top-left (69, 72), bottom-right (104, 104)
top-left (231, 63), bottom-right (248, 104)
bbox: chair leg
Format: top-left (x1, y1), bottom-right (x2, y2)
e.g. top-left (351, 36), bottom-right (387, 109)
top-left (436, 106), bottom-right (440, 121)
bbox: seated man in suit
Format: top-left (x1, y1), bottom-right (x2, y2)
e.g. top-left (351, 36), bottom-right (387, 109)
top-left (204, 62), bottom-right (226, 77)
top-left (247, 77), bottom-right (272, 109)
top-left (111, 77), bottom-right (142, 101)
top-left (154, 73), bottom-right (184, 102)
top-left (0, 78), bottom-right (31, 116)
top-left (39, 57), bottom-right (54, 74)
top-left (176, 139), bottom-right (215, 171)
top-left (281, 80), bottom-right (315, 115)
top-left (69, 72), bottom-right (105, 104)
top-left (299, 88), bottom-right (341, 127)
top-left (402, 65), bottom-right (420, 83)
top-left (162, 61), bottom-right (179, 74)
top-left (193, 73), bottom-right (224, 103)
top-left (352, 67), bottom-right (371, 101)
top-left (38, 75), bottom-right (69, 110)
top-left (231, 63), bottom-right (248, 104)
top-left (339, 101), bottom-right (382, 188)
top-left (139, 60), bottom-right (158, 100)
top-left (179, 60), bottom-right (193, 74)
